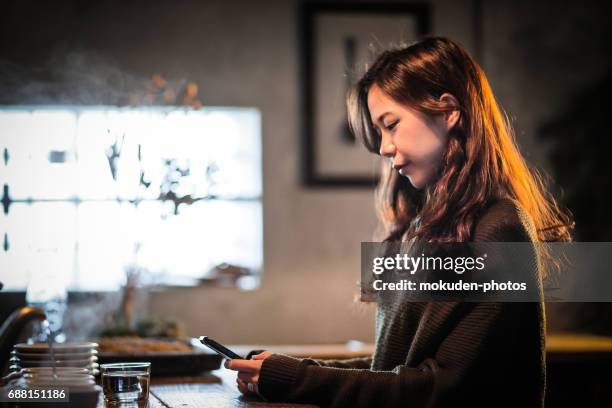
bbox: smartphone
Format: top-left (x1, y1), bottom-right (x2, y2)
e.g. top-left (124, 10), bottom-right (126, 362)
top-left (199, 336), bottom-right (245, 360)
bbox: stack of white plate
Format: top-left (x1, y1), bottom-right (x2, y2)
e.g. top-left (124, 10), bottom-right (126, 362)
top-left (9, 342), bottom-right (99, 376)
top-left (4, 367), bottom-right (101, 407)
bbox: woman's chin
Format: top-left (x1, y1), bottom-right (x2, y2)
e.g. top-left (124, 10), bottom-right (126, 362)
top-left (405, 174), bottom-right (425, 190)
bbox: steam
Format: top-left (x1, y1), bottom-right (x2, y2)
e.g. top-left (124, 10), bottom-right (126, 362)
top-left (62, 290), bottom-right (150, 341)
top-left (0, 50), bottom-right (198, 106)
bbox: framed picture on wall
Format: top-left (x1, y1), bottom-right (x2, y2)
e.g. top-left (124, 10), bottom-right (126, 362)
top-left (300, 2), bottom-right (431, 187)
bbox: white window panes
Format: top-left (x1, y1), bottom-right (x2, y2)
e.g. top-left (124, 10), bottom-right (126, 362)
top-left (1, 110), bottom-right (78, 200)
top-left (75, 110), bottom-right (126, 200)
top-left (75, 108), bottom-right (262, 202)
top-left (157, 199), bottom-right (263, 275)
top-left (203, 109), bottom-right (262, 198)
top-left (133, 199), bottom-right (262, 283)
top-left (0, 202), bottom-right (76, 290)
top-left (74, 199), bottom-right (264, 289)
top-left (75, 201), bottom-right (143, 291)
top-left (74, 187), bottom-right (264, 290)
top-left (1, 106), bottom-right (262, 290)
top-left (76, 110), bottom-right (148, 200)
top-left (150, 110), bottom-right (212, 200)
top-left (0, 111), bottom-right (22, 184)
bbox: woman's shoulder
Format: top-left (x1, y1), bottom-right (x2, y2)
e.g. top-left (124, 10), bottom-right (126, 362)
top-left (472, 197), bottom-right (538, 242)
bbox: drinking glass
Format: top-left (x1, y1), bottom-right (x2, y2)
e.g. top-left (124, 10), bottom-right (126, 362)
top-left (100, 362), bottom-right (151, 407)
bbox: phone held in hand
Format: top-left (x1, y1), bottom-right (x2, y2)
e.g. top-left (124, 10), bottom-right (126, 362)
top-left (199, 336), bottom-right (245, 360)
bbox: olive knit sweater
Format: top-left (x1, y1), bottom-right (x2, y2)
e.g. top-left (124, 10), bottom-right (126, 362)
top-left (248, 198), bottom-right (546, 407)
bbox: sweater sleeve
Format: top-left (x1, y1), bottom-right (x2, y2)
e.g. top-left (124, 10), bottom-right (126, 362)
top-left (307, 356), bottom-right (373, 369)
top-left (246, 349), bottom-right (372, 369)
top-left (246, 350), bottom-right (372, 369)
top-left (257, 302), bottom-right (531, 408)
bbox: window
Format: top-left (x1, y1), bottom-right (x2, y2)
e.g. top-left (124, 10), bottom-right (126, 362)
top-left (0, 107), bottom-right (262, 291)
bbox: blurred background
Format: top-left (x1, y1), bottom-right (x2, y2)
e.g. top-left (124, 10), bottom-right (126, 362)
top-left (0, 0), bottom-right (611, 404)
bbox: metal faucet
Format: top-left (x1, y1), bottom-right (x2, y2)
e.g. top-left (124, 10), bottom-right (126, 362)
top-left (0, 282), bottom-right (46, 375)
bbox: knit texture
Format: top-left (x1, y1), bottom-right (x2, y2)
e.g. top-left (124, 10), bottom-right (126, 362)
top-left (253, 198), bottom-right (546, 407)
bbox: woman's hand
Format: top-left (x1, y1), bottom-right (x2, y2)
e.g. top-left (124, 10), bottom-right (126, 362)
top-left (225, 351), bottom-right (273, 396)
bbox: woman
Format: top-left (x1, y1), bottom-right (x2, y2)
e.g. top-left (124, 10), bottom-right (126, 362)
top-left (226, 36), bottom-right (573, 407)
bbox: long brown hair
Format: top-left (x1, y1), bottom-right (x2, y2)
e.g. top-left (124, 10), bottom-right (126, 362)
top-left (347, 36), bottom-right (573, 247)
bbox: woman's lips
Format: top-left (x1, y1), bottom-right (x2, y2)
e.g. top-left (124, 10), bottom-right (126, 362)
top-left (394, 162), bottom-right (412, 176)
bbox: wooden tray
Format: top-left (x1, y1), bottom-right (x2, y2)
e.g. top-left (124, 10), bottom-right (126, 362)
top-left (98, 339), bottom-right (222, 376)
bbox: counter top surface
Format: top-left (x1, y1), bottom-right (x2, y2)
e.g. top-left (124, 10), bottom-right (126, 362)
top-left (94, 333), bottom-right (612, 407)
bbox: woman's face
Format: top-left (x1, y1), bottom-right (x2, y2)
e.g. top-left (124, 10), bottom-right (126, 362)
top-left (367, 84), bottom-right (457, 189)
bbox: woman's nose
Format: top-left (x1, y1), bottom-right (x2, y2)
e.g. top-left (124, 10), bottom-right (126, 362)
top-left (379, 134), bottom-right (396, 158)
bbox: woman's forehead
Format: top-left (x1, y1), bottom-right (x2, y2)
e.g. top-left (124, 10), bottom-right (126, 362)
top-left (367, 85), bottom-right (419, 122)
top-left (367, 85), bottom-right (397, 119)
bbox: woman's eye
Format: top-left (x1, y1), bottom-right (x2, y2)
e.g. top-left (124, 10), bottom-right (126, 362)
top-left (385, 121), bottom-right (399, 131)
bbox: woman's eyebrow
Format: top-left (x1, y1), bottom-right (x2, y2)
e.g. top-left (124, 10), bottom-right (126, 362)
top-left (374, 112), bottom-right (392, 124)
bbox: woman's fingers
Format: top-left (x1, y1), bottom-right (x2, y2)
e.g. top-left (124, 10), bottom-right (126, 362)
top-left (227, 358), bottom-right (263, 397)
top-left (251, 351), bottom-right (273, 360)
top-left (236, 377), bottom-right (248, 395)
top-left (224, 359), bottom-right (260, 373)
top-left (236, 377), bottom-right (258, 395)
top-left (237, 372), bottom-right (252, 382)
top-left (237, 372), bottom-right (258, 383)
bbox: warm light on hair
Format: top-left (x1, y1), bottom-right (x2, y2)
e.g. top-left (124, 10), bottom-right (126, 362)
top-left (348, 36), bottom-right (574, 280)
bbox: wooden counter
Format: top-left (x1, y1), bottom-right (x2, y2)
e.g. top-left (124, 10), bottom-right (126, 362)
top-left (97, 366), bottom-right (317, 407)
top-left (96, 333), bottom-right (612, 407)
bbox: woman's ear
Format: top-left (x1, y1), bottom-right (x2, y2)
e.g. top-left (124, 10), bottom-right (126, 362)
top-left (439, 93), bottom-right (461, 130)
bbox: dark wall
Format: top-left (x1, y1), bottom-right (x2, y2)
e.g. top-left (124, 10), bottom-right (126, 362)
top-left (1, 0), bottom-right (612, 338)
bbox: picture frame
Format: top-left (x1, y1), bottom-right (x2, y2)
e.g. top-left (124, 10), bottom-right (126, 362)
top-left (300, 2), bottom-right (431, 187)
